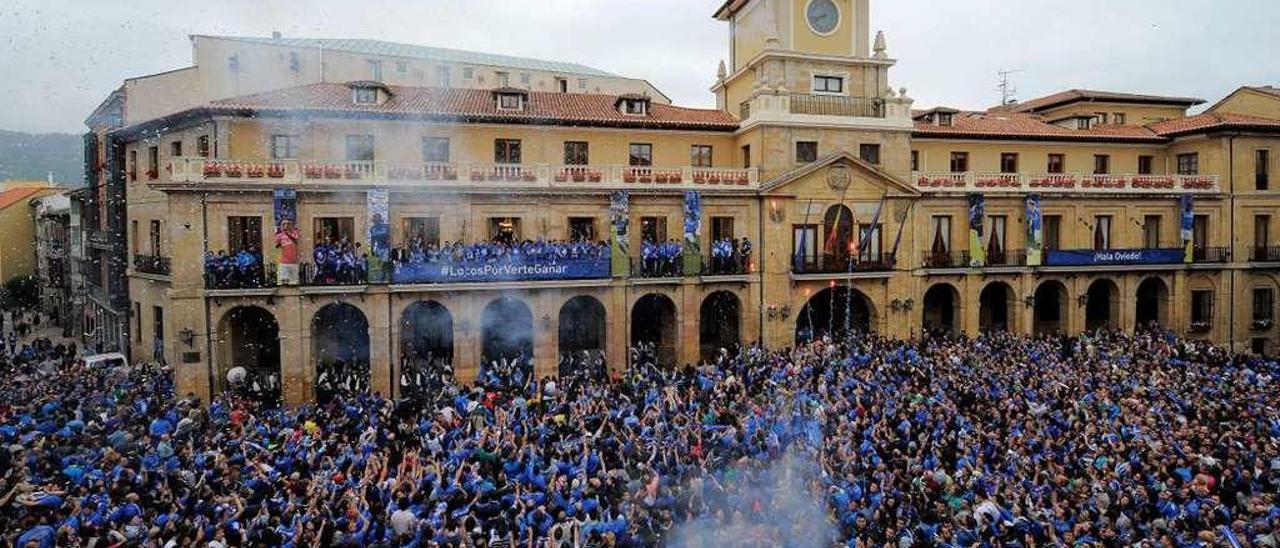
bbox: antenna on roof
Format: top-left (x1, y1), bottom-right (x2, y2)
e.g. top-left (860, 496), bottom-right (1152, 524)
top-left (997, 69), bottom-right (1022, 106)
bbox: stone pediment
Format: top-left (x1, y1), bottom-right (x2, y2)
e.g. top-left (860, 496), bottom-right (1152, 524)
top-left (760, 150), bottom-right (919, 200)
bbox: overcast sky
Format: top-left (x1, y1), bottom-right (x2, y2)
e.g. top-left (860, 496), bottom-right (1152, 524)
top-left (1, 0), bottom-right (1277, 134)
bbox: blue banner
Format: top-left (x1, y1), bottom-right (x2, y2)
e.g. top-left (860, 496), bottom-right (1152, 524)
top-left (1045, 248), bottom-right (1185, 267)
top-left (968, 194), bottom-right (985, 267)
top-left (683, 191), bottom-right (701, 275)
top-left (1179, 195), bottom-right (1194, 263)
top-left (367, 189), bottom-right (390, 283)
top-left (392, 256), bottom-right (610, 284)
top-left (1025, 194), bottom-right (1043, 267)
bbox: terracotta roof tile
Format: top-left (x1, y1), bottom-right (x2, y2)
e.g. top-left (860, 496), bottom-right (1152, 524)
top-left (913, 111), bottom-right (1164, 142)
top-left (210, 83), bottom-right (738, 131)
top-left (0, 187), bottom-right (46, 211)
top-left (1148, 112), bottom-right (1280, 136)
top-left (994, 89), bottom-right (1204, 113)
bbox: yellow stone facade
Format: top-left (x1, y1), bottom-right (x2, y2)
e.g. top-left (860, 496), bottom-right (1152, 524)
top-left (106, 0), bottom-right (1280, 404)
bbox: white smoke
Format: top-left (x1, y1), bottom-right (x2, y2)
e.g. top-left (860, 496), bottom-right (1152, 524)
top-left (665, 448), bottom-right (838, 548)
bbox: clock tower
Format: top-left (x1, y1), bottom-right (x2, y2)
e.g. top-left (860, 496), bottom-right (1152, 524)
top-left (710, 0), bottom-right (914, 181)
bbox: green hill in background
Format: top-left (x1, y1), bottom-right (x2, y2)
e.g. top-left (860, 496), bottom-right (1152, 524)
top-left (0, 129), bottom-right (82, 185)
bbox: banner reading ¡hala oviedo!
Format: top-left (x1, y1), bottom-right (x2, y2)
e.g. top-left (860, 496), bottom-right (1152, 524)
top-left (967, 193), bottom-right (986, 267)
top-left (610, 191), bottom-right (630, 277)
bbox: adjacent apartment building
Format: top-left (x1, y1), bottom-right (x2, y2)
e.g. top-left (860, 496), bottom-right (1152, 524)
top-left (87, 0), bottom-right (1280, 403)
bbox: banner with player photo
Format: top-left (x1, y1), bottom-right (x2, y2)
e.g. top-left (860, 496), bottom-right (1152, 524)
top-left (272, 188), bottom-right (299, 285)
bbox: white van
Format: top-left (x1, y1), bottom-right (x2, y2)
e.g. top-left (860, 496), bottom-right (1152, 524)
top-left (83, 352), bottom-right (129, 370)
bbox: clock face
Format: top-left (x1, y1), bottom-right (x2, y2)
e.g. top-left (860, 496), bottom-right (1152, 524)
top-left (806, 0), bottom-right (840, 35)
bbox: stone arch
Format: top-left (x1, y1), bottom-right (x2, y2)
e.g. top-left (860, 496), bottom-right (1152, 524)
top-left (699, 290), bottom-right (742, 361)
top-left (978, 281), bottom-right (1015, 332)
top-left (480, 296), bottom-right (535, 367)
top-left (795, 284), bottom-right (875, 344)
top-left (922, 282), bottom-right (960, 334)
top-left (216, 305), bottom-right (282, 402)
top-left (311, 302), bottom-right (371, 402)
top-left (632, 293), bottom-right (679, 365)
top-left (1135, 276), bottom-right (1171, 329)
top-left (1085, 278), bottom-right (1120, 331)
top-left (559, 295), bottom-right (607, 380)
top-left (399, 300), bottom-right (455, 398)
top-left (1033, 280), bottom-right (1069, 336)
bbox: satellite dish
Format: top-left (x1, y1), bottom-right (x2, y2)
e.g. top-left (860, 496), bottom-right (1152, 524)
top-left (227, 367), bottom-right (247, 384)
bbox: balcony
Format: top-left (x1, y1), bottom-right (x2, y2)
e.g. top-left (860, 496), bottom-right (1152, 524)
top-left (700, 254), bottom-right (753, 277)
top-left (204, 262), bottom-right (277, 290)
top-left (301, 262), bottom-right (369, 287)
top-left (1251, 246), bottom-right (1280, 262)
top-left (133, 254), bottom-right (171, 276)
top-left (169, 158), bottom-right (759, 190)
top-left (1192, 246), bottom-right (1230, 264)
top-left (793, 253), bottom-right (895, 274)
top-left (920, 250), bottom-right (1026, 268)
top-left (789, 94), bottom-right (886, 118)
top-left (912, 172), bottom-right (1220, 194)
top-left (86, 229), bottom-right (112, 249)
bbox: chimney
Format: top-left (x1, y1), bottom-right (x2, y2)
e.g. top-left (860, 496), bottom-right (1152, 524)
top-left (272, 31), bottom-right (282, 40)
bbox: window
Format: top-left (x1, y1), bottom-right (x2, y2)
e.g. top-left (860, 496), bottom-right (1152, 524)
top-left (345, 135), bottom-right (375, 162)
top-left (711, 216), bottom-right (735, 241)
top-left (354, 87), bottom-right (378, 104)
top-left (153, 306), bottom-right (164, 348)
top-left (149, 220), bottom-right (161, 255)
top-left (937, 112), bottom-right (953, 126)
top-left (437, 66), bottom-right (451, 88)
top-left (1093, 154), bottom-right (1111, 175)
top-left (949, 151), bottom-right (969, 172)
top-left (629, 143), bottom-right (652, 166)
top-left (422, 137), bottom-right (450, 163)
top-left (1047, 154), bottom-right (1065, 174)
top-left (564, 141), bottom-right (589, 165)
top-left (1177, 153), bottom-right (1200, 175)
top-left (691, 145), bottom-right (713, 168)
top-left (227, 216), bottom-right (262, 253)
top-left (497, 93), bottom-right (522, 110)
top-left (147, 146), bottom-right (158, 179)
top-left (490, 218), bottom-right (520, 245)
top-left (130, 220), bottom-right (138, 254)
top-left (1253, 338), bottom-right (1268, 355)
top-left (1113, 113), bottom-right (1127, 125)
top-left (986, 215), bottom-right (1006, 259)
top-left (314, 217), bottom-right (356, 244)
top-left (640, 216), bottom-right (667, 242)
top-left (1254, 287), bottom-right (1275, 323)
top-left (813, 75), bottom-right (844, 93)
top-left (367, 59), bottom-right (382, 81)
top-left (1043, 215), bottom-right (1061, 250)
top-left (859, 143), bottom-right (881, 165)
top-left (463, 67), bottom-right (474, 79)
top-left (1077, 117), bottom-right (1093, 130)
top-left (495, 139), bottom-right (522, 164)
top-left (197, 135), bottom-right (210, 158)
top-left (169, 140), bottom-right (182, 157)
top-left (621, 99), bottom-right (648, 115)
top-left (742, 145), bottom-right (751, 168)
top-left (578, 78), bottom-right (587, 90)
top-left (520, 73), bottom-right (530, 85)
top-left (1193, 214), bottom-right (1209, 250)
top-left (911, 150), bottom-right (920, 171)
top-left (1094, 112), bottom-right (1109, 125)
top-left (496, 71), bottom-right (510, 87)
top-left (1138, 155), bottom-right (1154, 175)
top-left (1257, 150), bottom-right (1270, 190)
top-left (859, 224), bottom-right (883, 257)
top-left (929, 215), bottom-right (951, 255)
top-left (128, 149), bottom-right (138, 180)
top-left (556, 78), bottom-right (568, 93)
top-left (1093, 215), bottom-right (1112, 250)
top-left (1191, 290), bottom-right (1214, 326)
top-left (402, 217), bottom-right (440, 247)
top-left (1255, 215), bottom-right (1271, 259)
top-left (1000, 153), bottom-right (1018, 173)
top-left (396, 61), bottom-right (408, 74)
top-left (1143, 215), bottom-right (1161, 249)
top-left (568, 217), bottom-right (597, 242)
top-left (133, 302), bottom-right (142, 343)
top-left (795, 141), bottom-right (818, 163)
top-left (793, 225), bottom-right (818, 262)
top-left (271, 134), bottom-right (300, 159)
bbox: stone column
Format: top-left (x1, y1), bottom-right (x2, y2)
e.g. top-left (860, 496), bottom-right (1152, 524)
top-left (367, 292), bottom-right (393, 397)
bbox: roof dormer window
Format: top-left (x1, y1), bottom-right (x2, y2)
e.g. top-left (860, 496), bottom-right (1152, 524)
top-left (937, 112), bottom-right (953, 126)
top-left (493, 88), bottom-right (528, 111)
top-left (617, 94), bottom-right (650, 116)
top-left (354, 87), bottom-right (377, 105)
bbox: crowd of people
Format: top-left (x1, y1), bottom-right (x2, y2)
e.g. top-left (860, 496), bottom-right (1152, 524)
top-left (2, 320), bottom-right (1280, 546)
top-left (315, 358), bottom-right (373, 402)
top-left (639, 240), bottom-right (684, 278)
top-left (399, 352), bottom-right (454, 401)
top-left (310, 239), bottom-right (370, 286)
top-left (706, 237), bottom-right (753, 276)
top-left (392, 239), bottom-right (611, 267)
top-left (203, 248), bottom-right (267, 289)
